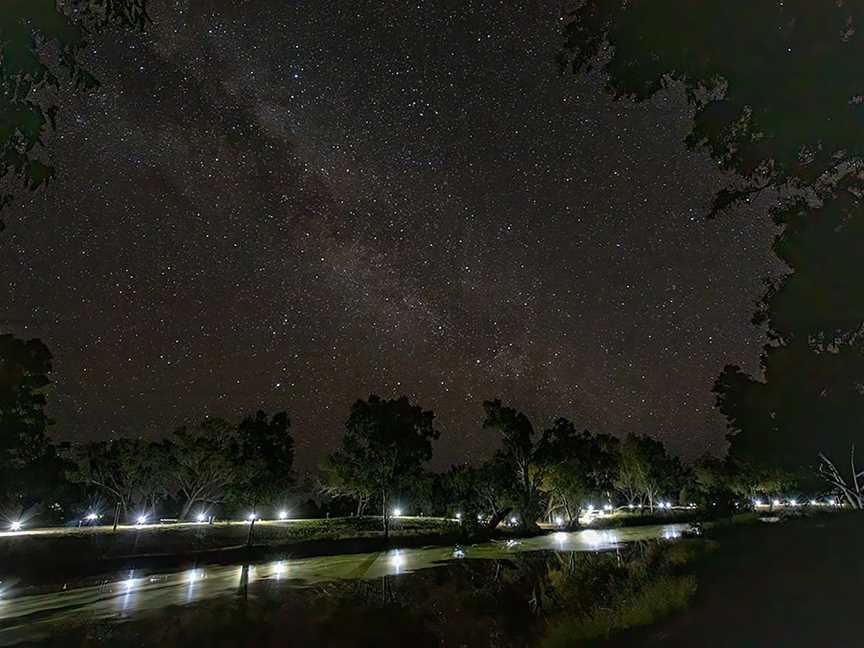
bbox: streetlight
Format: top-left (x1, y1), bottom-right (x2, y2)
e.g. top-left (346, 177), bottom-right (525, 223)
top-left (753, 499), bottom-right (763, 507)
top-left (789, 499), bottom-right (798, 506)
top-left (246, 512), bottom-right (258, 522)
top-left (278, 510), bottom-right (288, 520)
top-left (196, 513), bottom-right (206, 523)
top-left (455, 512), bottom-right (462, 520)
top-left (392, 508), bottom-right (402, 517)
top-left (9, 521), bottom-right (22, 532)
top-left (136, 515), bottom-right (147, 525)
top-left (86, 512), bottom-right (98, 521)
top-left (772, 499), bottom-right (781, 507)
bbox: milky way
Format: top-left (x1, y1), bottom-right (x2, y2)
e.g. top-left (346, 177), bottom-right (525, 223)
top-left (1, 1), bottom-right (779, 469)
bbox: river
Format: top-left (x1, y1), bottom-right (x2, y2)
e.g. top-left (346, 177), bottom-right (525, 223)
top-left (0, 523), bottom-right (691, 646)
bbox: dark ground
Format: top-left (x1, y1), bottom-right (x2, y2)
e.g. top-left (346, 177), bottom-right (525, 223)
top-left (611, 511), bottom-right (862, 647)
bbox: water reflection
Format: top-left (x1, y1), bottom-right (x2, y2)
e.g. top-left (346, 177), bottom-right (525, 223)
top-left (0, 523), bottom-right (692, 645)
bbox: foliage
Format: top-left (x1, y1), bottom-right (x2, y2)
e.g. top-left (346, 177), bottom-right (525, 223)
top-left (71, 437), bottom-right (169, 521)
top-left (164, 418), bottom-right (237, 519)
top-left (539, 418), bottom-right (619, 526)
top-left (226, 411), bottom-right (294, 514)
top-left (319, 451), bottom-right (375, 517)
top-left (327, 395), bottom-right (439, 537)
top-left (543, 540), bottom-right (704, 645)
top-left (0, 0), bottom-right (148, 227)
top-left (564, 1), bottom-right (864, 485)
top-left (613, 433), bottom-right (683, 510)
top-left (562, 1), bottom-right (864, 199)
top-left (0, 334), bottom-right (67, 514)
top-left (482, 399), bottom-right (548, 530)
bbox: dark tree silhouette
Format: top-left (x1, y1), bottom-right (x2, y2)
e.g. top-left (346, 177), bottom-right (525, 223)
top-left (562, 1), bottom-right (864, 202)
top-left (228, 411), bottom-right (294, 544)
top-left (613, 433), bottom-right (683, 512)
top-left (539, 418), bottom-right (619, 528)
top-left (328, 395), bottom-right (439, 539)
top-left (0, 0), bottom-right (148, 230)
top-left (0, 334), bottom-right (66, 515)
top-left (165, 417), bottom-right (237, 520)
top-left (482, 399), bottom-right (545, 531)
top-left (71, 437), bottom-right (168, 528)
top-left (563, 2), bottom-right (864, 486)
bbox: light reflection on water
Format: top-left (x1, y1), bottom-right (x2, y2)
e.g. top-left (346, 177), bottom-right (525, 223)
top-left (0, 523), bottom-right (691, 645)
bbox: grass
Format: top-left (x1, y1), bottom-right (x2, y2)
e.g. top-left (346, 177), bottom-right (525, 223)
top-left (542, 538), bottom-right (711, 645)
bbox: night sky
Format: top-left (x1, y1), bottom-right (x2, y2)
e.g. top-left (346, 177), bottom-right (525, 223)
top-left (2, 1), bottom-right (779, 469)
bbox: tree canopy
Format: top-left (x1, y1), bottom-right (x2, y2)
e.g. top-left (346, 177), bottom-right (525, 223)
top-left (328, 395), bottom-right (439, 537)
top-left (563, 1), bottom-right (864, 200)
top-left (563, 2), bottom-right (864, 480)
top-left (0, 334), bottom-right (66, 513)
top-left (0, 0), bottom-right (148, 229)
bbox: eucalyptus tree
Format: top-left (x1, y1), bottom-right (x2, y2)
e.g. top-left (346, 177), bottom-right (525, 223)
top-left (328, 395), bottom-right (438, 539)
top-left (482, 399), bottom-right (546, 530)
top-left (539, 418), bottom-right (618, 527)
top-left (166, 417), bottom-right (237, 520)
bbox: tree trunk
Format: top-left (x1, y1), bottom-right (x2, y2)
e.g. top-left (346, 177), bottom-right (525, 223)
top-left (382, 489), bottom-right (390, 540)
top-left (180, 497), bottom-right (195, 520)
top-left (246, 517), bottom-right (257, 546)
top-left (112, 501), bottom-right (121, 531)
top-left (487, 507), bottom-right (512, 531)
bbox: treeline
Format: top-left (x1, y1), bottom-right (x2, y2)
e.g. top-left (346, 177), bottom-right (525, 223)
top-left (1, 338), bottom-right (803, 533)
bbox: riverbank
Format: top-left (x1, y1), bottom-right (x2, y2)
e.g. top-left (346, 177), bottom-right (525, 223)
top-left (0, 509), bottom-right (707, 584)
top-left (0, 516), bottom-right (465, 582)
top-left (0, 507), bottom-right (718, 585)
top-left (604, 509), bottom-right (862, 646)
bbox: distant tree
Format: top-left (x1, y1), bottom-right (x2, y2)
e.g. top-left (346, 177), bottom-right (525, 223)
top-left (482, 399), bottom-right (546, 531)
top-left (539, 418), bottom-right (619, 528)
top-left (318, 451), bottom-right (374, 517)
top-left (0, 0), bottom-right (148, 230)
top-left (613, 434), bottom-right (682, 512)
top-left (405, 471), bottom-right (448, 517)
top-left (72, 437), bottom-right (167, 527)
top-left (328, 395), bottom-right (439, 539)
top-left (442, 461), bottom-right (513, 532)
top-left (165, 418), bottom-right (237, 520)
top-left (0, 334), bottom-right (68, 518)
top-left (227, 411), bottom-right (294, 543)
